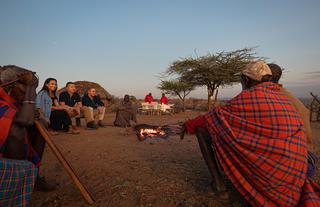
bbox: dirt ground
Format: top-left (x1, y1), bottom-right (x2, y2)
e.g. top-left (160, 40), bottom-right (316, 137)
top-left (30, 112), bottom-right (320, 207)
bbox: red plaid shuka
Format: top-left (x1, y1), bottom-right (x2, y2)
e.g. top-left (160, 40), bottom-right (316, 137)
top-left (187, 82), bottom-right (320, 206)
top-left (0, 87), bottom-right (41, 166)
top-left (0, 87), bottom-right (17, 147)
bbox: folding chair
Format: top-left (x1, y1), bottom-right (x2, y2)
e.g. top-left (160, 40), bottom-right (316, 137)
top-left (138, 102), bottom-right (151, 115)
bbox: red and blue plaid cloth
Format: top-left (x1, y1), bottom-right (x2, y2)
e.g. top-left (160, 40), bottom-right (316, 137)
top-left (0, 87), bottom-right (41, 166)
top-left (186, 82), bottom-right (320, 206)
top-left (0, 88), bottom-right (17, 149)
top-left (0, 158), bottom-right (37, 207)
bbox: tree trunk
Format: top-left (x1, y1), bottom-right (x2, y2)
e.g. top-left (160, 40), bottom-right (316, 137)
top-left (207, 87), bottom-right (214, 111)
top-left (214, 89), bottom-right (219, 104)
top-left (182, 97), bottom-right (186, 112)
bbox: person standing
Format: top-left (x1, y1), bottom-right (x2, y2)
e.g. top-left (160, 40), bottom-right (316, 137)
top-left (160, 93), bottom-right (168, 104)
top-left (82, 88), bottom-right (106, 129)
top-left (144, 92), bottom-right (154, 103)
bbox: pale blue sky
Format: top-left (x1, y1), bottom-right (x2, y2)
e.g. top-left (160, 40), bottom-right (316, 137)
top-left (0, 0), bottom-right (319, 98)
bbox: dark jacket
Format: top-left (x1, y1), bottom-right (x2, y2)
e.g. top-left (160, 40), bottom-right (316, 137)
top-left (82, 94), bottom-right (104, 109)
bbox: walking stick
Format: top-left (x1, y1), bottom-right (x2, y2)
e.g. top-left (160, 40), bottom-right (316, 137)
top-left (34, 121), bottom-right (95, 205)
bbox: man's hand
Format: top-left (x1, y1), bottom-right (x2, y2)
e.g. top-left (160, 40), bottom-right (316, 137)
top-left (34, 109), bottom-right (49, 128)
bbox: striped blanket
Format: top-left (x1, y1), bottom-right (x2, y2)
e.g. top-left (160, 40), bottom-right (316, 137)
top-left (0, 158), bottom-right (37, 207)
top-left (205, 82), bottom-right (320, 206)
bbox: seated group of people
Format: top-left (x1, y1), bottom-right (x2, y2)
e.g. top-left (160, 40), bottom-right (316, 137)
top-left (0, 66), bottom-right (139, 206)
top-left (36, 79), bottom-right (107, 133)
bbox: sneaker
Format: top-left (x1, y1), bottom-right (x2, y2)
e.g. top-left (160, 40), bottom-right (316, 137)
top-left (98, 120), bottom-right (106, 127)
top-left (87, 121), bottom-right (98, 129)
top-left (34, 176), bottom-right (56, 192)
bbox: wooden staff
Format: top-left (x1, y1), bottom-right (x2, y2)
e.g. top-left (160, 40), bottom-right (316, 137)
top-left (34, 121), bottom-right (95, 205)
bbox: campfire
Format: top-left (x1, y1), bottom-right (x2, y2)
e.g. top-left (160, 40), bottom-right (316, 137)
top-left (134, 124), bottom-right (182, 141)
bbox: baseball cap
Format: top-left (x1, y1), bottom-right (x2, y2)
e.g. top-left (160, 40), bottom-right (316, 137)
top-left (241, 60), bottom-right (272, 81)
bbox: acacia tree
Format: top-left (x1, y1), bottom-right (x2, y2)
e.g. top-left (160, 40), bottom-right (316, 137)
top-left (167, 48), bottom-right (257, 110)
top-left (158, 80), bottom-right (195, 112)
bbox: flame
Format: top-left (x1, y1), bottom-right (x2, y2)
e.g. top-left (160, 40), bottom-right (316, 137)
top-left (139, 128), bottom-right (166, 137)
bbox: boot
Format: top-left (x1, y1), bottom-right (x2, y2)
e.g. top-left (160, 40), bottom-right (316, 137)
top-left (98, 120), bottom-right (106, 127)
top-left (87, 121), bottom-right (98, 129)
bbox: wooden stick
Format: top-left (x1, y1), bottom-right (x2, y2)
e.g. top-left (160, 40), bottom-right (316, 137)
top-left (34, 121), bottom-right (95, 205)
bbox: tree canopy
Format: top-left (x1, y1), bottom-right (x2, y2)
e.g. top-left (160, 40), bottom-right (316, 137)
top-left (158, 80), bottom-right (195, 111)
top-left (166, 48), bottom-right (258, 110)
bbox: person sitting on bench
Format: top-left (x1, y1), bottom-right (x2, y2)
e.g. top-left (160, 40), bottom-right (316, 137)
top-left (59, 82), bottom-right (82, 129)
top-left (82, 88), bottom-right (106, 129)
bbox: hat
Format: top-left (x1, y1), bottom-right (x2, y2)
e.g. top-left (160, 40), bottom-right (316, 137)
top-left (242, 60), bottom-right (272, 81)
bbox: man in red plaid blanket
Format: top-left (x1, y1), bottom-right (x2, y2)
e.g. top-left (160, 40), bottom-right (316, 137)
top-left (0, 66), bottom-right (54, 197)
top-left (181, 61), bottom-right (320, 206)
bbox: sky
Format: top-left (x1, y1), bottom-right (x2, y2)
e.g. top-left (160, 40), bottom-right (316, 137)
top-left (0, 0), bottom-right (319, 99)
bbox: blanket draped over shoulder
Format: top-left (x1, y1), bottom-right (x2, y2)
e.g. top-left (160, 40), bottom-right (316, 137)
top-left (0, 87), bottom-right (41, 166)
top-left (114, 101), bottom-right (137, 127)
top-left (204, 82), bottom-right (320, 207)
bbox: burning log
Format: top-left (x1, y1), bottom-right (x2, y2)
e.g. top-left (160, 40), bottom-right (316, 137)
top-left (134, 124), bottom-right (182, 141)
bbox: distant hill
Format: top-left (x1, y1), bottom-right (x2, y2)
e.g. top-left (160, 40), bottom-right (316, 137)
top-left (58, 81), bottom-right (112, 100)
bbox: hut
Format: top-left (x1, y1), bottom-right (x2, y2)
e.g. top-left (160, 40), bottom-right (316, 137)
top-left (58, 81), bottom-right (112, 100)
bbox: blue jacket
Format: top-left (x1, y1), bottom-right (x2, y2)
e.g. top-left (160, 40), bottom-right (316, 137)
top-left (36, 90), bottom-right (52, 120)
